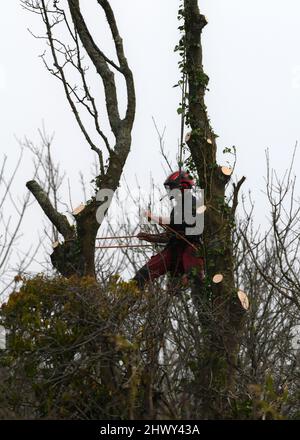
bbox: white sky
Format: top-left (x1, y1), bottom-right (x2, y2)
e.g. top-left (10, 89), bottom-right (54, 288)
top-left (1, 0), bottom-right (300, 276)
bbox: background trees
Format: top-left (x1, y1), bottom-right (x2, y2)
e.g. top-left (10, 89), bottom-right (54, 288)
top-left (0, 0), bottom-right (299, 420)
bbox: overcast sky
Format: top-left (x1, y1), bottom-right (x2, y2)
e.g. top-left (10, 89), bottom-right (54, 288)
top-left (1, 0), bottom-right (300, 276)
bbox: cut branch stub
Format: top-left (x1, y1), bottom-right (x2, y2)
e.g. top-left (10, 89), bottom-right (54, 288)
top-left (198, 13), bottom-right (208, 30)
top-left (185, 132), bottom-right (192, 143)
top-left (72, 203), bottom-right (86, 216)
top-left (221, 166), bottom-right (233, 177)
top-left (212, 274), bottom-right (223, 284)
top-left (197, 205), bottom-right (207, 215)
top-left (237, 290), bottom-right (250, 311)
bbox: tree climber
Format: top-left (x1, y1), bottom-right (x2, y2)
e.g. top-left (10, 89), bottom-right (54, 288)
top-left (132, 170), bottom-right (205, 290)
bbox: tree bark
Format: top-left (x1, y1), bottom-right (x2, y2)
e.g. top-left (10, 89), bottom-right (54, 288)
top-left (184, 0), bottom-right (246, 418)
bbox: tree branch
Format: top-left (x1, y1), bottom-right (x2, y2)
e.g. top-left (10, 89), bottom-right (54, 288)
top-left (97, 0), bottom-right (135, 127)
top-left (40, 0), bottom-right (107, 168)
top-left (231, 176), bottom-right (246, 216)
top-left (67, 0), bottom-right (121, 136)
top-left (26, 180), bottom-right (74, 240)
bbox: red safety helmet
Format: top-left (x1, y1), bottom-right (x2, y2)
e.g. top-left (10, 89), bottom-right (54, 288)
top-left (164, 170), bottom-right (195, 190)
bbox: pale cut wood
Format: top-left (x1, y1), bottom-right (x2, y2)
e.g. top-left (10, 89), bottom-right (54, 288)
top-left (52, 241), bottom-right (60, 249)
top-left (185, 132), bottom-right (192, 142)
top-left (238, 290), bottom-right (250, 310)
top-left (212, 274), bottom-right (223, 284)
top-left (72, 203), bottom-right (86, 216)
top-left (221, 166), bottom-right (233, 176)
top-left (197, 205), bottom-right (207, 214)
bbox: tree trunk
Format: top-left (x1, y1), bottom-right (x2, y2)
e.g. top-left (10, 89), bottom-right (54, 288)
top-left (184, 0), bottom-right (246, 418)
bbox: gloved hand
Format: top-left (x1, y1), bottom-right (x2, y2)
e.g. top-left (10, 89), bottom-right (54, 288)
top-left (137, 232), bottom-right (170, 243)
top-left (137, 232), bottom-right (151, 241)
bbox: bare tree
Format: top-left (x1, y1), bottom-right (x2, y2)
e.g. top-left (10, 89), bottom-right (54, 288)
top-left (22, 0), bottom-right (136, 277)
top-left (241, 150), bottom-right (300, 313)
top-left (0, 150), bottom-right (41, 297)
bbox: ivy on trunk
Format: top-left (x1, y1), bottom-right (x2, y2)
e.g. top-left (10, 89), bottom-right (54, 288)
top-left (183, 0), bottom-right (247, 418)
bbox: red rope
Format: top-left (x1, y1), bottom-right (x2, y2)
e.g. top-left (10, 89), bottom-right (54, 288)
top-left (96, 235), bottom-right (139, 240)
top-left (95, 244), bottom-right (154, 249)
